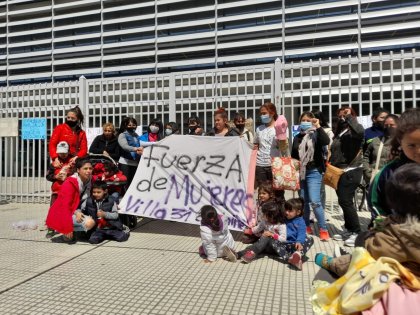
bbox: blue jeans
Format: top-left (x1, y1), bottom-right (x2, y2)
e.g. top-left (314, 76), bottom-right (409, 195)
top-left (300, 168), bottom-right (327, 230)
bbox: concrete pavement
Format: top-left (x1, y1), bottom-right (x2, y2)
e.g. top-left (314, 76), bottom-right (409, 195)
top-left (0, 200), bottom-right (370, 315)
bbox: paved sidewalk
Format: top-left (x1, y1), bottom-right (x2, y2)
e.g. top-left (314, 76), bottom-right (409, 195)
top-left (0, 201), bottom-right (370, 315)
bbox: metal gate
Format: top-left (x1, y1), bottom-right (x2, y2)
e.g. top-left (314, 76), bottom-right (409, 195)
top-left (0, 50), bottom-right (419, 203)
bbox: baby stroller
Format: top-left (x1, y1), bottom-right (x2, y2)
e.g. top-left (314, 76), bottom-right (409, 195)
top-left (89, 154), bottom-right (138, 228)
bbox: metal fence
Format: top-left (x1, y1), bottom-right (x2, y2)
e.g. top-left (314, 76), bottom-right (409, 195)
top-left (0, 50), bottom-right (419, 203)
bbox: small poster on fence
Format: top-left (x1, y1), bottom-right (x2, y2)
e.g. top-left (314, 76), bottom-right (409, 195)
top-left (21, 118), bottom-right (47, 140)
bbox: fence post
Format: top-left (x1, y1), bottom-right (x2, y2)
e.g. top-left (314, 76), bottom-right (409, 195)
top-left (78, 75), bottom-right (89, 129)
top-left (169, 73), bottom-right (176, 121)
top-left (274, 57), bottom-right (282, 114)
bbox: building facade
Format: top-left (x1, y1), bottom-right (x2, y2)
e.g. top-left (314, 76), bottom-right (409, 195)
top-left (1, 0), bottom-right (420, 86)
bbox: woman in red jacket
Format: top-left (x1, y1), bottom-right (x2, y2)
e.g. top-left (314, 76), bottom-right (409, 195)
top-left (49, 106), bottom-right (88, 167)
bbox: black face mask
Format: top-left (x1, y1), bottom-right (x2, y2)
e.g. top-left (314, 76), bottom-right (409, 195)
top-left (189, 125), bottom-right (198, 131)
top-left (66, 120), bottom-right (78, 128)
top-left (126, 127), bottom-right (136, 132)
top-left (384, 127), bottom-right (396, 138)
top-left (374, 121), bottom-right (384, 130)
top-left (236, 123), bottom-right (245, 130)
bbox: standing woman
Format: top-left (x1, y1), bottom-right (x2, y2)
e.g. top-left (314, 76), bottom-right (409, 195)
top-left (291, 111), bottom-right (331, 241)
top-left (117, 117), bottom-right (143, 188)
top-left (164, 121), bottom-right (180, 137)
top-left (330, 106), bottom-right (365, 247)
top-left (139, 118), bottom-right (164, 144)
top-left (312, 109), bottom-right (334, 210)
top-left (49, 106), bottom-right (87, 167)
top-left (254, 102), bottom-right (288, 202)
top-left (206, 108), bottom-right (240, 137)
top-left (89, 122), bottom-right (120, 161)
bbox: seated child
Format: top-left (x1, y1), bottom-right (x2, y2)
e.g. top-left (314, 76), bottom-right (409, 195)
top-left (271, 198), bottom-right (314, 270)
top-left (199, 205), bottom-right (237, 263)
top-left (315, 164), bottom-right (420, 280)
top-left (242, 182), bottom-right (276, 244)
top-left (78, 180), bottom-right (130, 244)
top-left (45, 141), bottom-right (74, 206)
top-left (227, 200), bottom-right (286, 263)
top-left (98, 162), bottom-right (127, 202)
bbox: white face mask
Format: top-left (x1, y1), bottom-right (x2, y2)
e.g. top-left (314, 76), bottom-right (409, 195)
top-left (149, 125), bottom-right (159, 134)
top-left (165, 128), bottom-right (172, 136)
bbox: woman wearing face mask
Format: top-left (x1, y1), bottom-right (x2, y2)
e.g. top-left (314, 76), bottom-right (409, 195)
top-left (233, 112), bottom-right (254, 143)
top-left (254, 102), bottom-right (289, 202)
top-left (139, 118), bottom-right (164, 145)
top-left (49, 106), bottom-right (88, 168)
top-left (164, 122), bottom-right (180, 137)
top-left (206, 108), bottom-right (240, 137)
top-left (187, 116), bottom-right (204, 135)
top-left (362, 114), bottom-right (399, 183)
top-left (330, 106), bottom-right (365, 247)
top-left (291, 111), bottom-right (332, 241)
top-left (117, 117), bottom-right (144, 187)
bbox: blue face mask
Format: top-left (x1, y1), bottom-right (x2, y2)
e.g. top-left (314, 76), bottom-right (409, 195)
top-left (300, 121), bottom-right (312, 131)
top-left (260, 114), bottom-right (272, 124)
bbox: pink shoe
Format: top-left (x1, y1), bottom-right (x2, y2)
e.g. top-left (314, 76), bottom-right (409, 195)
top-left (288, 251), bottom-right (302, 270)
top-left (198, 245), bottom-right (206, 257)
top-left (242, 250), bottom-right (256, 264)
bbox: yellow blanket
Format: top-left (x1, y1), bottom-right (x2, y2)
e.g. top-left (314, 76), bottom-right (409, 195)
top-left (311, 247), bottom-right (420, 315)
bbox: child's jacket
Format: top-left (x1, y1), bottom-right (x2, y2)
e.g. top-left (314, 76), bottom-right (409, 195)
top-left (285, 216), bottom-right (306, 244)
top-left (80, 195), bottom-right (123, 230)
top-left (200, 214), bottom-right (235, 262)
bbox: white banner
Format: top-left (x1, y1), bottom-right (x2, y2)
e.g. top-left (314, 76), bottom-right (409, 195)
top-left (119, 135), bottom-right (256, 231)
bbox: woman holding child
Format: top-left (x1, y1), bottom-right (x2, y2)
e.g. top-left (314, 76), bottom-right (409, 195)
top-left (49, 106), bottom-right (87, 167)
top-left (45, 158), bottom-right (95, 242)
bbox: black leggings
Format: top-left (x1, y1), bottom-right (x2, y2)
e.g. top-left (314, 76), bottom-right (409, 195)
top-left (119, 163), bottom-right (138, 189)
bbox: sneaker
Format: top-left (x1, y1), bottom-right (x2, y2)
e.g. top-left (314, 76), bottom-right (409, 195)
top-left (344, 233), bottom-right (358, 247)
top-left (45, 229), bottom-right (57, 239)
top-left (242, 250), bottom-right (256, 264)
top-left (332, 231), bottom-right (353, 241)
top-left (288, 251), bottom-right (302, 270)
top-left (334, 244), bottom-right (351, 258)
top-left (306, 226), bottom-right (314, 235)
top-left (319, 228), bottom-right (330, 241)
top-left (222, 246), bottom-right (237, 263)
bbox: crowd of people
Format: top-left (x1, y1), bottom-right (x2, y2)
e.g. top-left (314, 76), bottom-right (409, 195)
top-left (43, 104), bottom-right (419, 286)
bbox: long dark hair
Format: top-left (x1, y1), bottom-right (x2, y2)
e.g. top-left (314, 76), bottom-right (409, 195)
top-left (390, 108), bottom-right (420, 159)
top-left (147, 117), bottom-right (164, 140)
top-left (68, 106), bottom-right (84, 126)
top-left (386, 163), bottom-right (420, 219)
top-left (312, 109), bottom-right (330, 128)
top-left (261, 201), bottom-right (284, 224)
top-left (200, 205), bottom-right (220, 231)
top-left (118, 117), bottom-right (138, 134)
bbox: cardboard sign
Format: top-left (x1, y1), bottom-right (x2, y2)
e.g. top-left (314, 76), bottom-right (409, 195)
top-left (22, 118), bottom-right (47, 140)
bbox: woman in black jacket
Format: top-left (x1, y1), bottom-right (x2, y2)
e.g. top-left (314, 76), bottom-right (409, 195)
top-left (89, 123), bottom-right (120, 161)
top-left (329, 106), bottom-right (364, 247)
top-left (291, 111), bottom-right (331, 241)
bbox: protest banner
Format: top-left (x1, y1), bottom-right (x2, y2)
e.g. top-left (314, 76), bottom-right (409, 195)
top-left (119, 135), bottom-right (256, 231)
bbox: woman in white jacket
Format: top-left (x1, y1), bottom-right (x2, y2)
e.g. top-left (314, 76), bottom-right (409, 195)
top-left (199, 205), bottom-right (236, 263)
